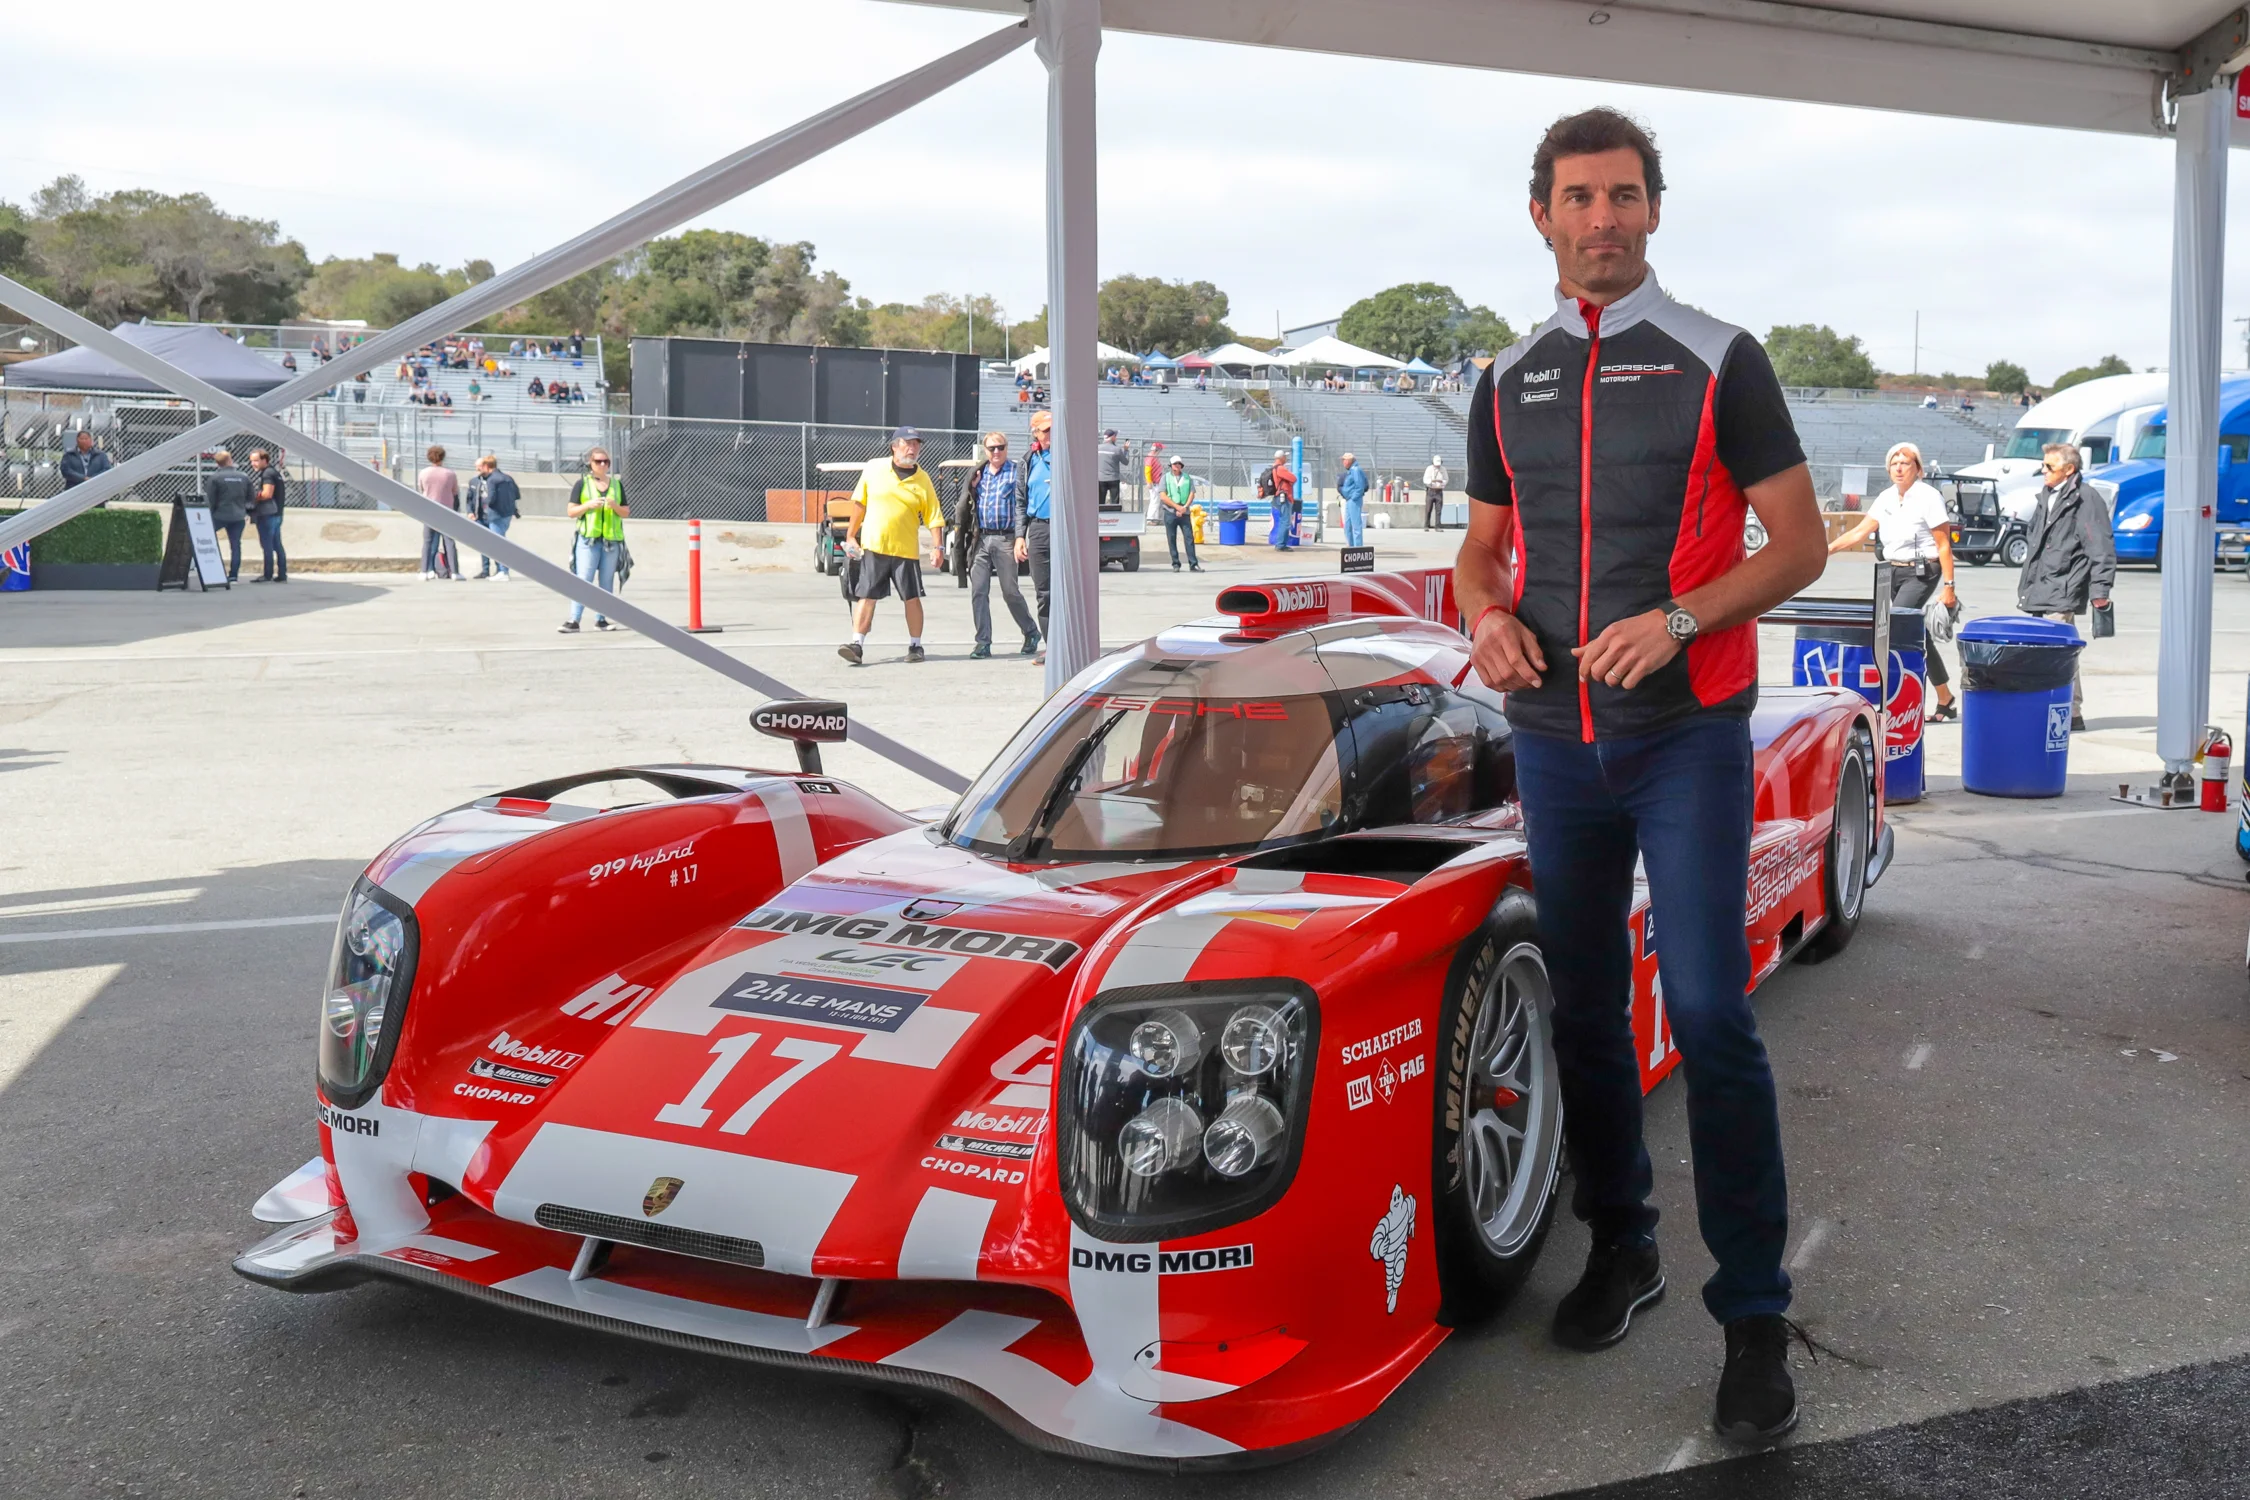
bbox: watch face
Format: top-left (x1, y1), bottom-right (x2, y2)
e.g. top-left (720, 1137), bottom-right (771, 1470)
top-left (1668, 609), bottom-right (1697, 641)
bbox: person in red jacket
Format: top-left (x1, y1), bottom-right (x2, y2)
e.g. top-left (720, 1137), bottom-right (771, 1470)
top-left (1264, 450), bottom-right (1299, 548)
top-left (1453, 106), bottom-right (1828, 1447)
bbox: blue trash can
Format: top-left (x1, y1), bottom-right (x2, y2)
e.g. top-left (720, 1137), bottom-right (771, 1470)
top-left (1792, 607), bottom-right (1926, 803)
top-left (1215, 505), bottom-right (1248, 546)
top-left (1958, 614), bottom-right (2083, 798)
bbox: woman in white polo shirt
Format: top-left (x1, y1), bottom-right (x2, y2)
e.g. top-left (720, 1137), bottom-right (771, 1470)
top-left (1827, 441), bottom-right (1960, 722)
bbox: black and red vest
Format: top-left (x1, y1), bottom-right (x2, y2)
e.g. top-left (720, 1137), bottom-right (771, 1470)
top-left (1483, 277), bottom-right (1779, 741)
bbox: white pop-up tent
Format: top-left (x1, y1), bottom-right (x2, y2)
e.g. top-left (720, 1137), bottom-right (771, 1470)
top-left (1012, 341), bottom-right (1140, 378)
top-left (1273, 335), bottom-right (1406, 371)
top-left (1201, 341), bottom-right (1289, 369)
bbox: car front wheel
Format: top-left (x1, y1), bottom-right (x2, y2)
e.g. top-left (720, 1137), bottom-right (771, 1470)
top-left (1432, 891), bottom-right (1563, 1325)
top-left (1799, 724), bottom-right (1874, 964)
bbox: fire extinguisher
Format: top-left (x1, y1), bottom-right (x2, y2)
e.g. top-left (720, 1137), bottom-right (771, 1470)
top-left (2199, 726), bottom-right (2232, 813)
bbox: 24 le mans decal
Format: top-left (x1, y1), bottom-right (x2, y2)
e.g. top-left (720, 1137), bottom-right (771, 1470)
top-left (714, 972), bottom-right (929, 1032)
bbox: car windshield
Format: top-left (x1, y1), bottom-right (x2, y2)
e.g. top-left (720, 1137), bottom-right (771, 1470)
top-left (2001, 427), bottom-right (2071, 460)
top-left (946, 667), bottom-right (1349, 861)
top-left (2132, 425), bottom-right (2166, 460)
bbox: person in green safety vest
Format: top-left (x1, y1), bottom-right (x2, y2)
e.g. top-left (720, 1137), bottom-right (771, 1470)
top-left (559, 448), bottom-right (629, 633)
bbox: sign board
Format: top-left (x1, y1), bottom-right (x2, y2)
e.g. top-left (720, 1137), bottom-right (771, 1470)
top-left (1340, 545), bottom-right (1376, 573)
top-left (159, 495), bottom-right (230, 591)
top-left (1840, 464), bottom-right (1870, 502)
top-left (752, 700), bottom-right (850, 743)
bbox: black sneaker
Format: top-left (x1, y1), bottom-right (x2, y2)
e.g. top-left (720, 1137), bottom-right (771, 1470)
top-left (1714, 1314), bottom-right (1803, 1444)
top-left (557, 620), bottom-right (580, 633)
top-left (1020, 633), bottom-right (1040, 657)
top-left (969, 644), bottom-right (992, 660)
top-left (594, 618), bottom-right (615, 631)
top-left (1551, 1236), bottom-right (1665, 1351)
top-left (838, 642), bottom-right (863, 665)
top-left (907, 643), bottom-right (926, 663)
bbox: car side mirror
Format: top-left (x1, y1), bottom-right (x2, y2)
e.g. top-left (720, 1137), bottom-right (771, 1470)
top-left (752, 699), bottom-right (849, 775)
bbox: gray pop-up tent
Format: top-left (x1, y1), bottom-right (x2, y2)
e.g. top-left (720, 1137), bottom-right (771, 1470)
top-left (4, 322), bottom-right (288, 397)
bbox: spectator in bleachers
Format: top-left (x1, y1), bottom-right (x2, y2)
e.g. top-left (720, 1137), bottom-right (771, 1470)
top-left (1423, 455), bottom-right (1450, 530)
top-left (437, 391), bottom-right (454, 410)
top-left (509, 339), bottom-right (526, 358)
top-left (418, 446), bottom-right (463, 581)
top-left (570, 383), bottom-right (587, 403)
top-left (1158, 455), bottom-right (1201, 572)
top-left (467, 379), bottom-right (484, 402)
top-left (60, 430), bottom-right (113, 489)
top-left (528, 376), bottom-right (547, 399)
top-left (1338, 452), bottom-right (1369, 547)
top-left (561, 449), bottom-right (628, 632)
top-left (203, 450), bottom-right (252, 583)
top-left (281, 352), bottom-right (298, 373)
top-left (962, 431), bottom-right (1036, 659)
top-left (570, 330), bottom-right (585, 357)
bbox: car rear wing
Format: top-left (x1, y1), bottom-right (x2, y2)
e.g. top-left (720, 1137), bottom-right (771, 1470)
top-left (1760, 561), bottom-right (1891, 697)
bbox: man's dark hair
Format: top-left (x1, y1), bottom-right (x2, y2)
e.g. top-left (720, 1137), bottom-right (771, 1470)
top-left (1530, 107), bottom-right (1665, 206)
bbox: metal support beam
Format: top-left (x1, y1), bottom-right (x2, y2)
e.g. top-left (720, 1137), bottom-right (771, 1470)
top-left (0, 18), bottom-right (1031, 557)
top-left (0, 277), bottom-right (972, 794)
top-left (2157, 84), bottom-right (2230, 771)
top-left (2172, 7), bottom-right (2250, 96)
top-left (1037, 0), bottom-right (1103, 693)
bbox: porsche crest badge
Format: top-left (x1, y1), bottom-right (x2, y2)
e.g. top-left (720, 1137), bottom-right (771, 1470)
top-left (642, 1176), bottom-right (684, 1217)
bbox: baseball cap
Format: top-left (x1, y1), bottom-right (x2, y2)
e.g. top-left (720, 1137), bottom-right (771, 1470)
top-left (890, 425), bottom-right (922, 443)
top-left (1104, 427), bottom-right (1117, 436)
top-left (1169, 455), bottom-right (1185, 465)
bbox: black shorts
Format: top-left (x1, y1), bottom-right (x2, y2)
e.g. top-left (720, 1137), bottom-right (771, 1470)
top-left (852, 551), bottom-right (924, 601)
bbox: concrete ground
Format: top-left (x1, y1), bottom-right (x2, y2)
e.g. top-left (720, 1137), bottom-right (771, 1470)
top-left (3, 525), bottom-right (2247, 1498)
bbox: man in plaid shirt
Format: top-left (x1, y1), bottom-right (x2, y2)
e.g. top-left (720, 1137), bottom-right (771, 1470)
top-left (963, 430), bottom-right (1039, 660)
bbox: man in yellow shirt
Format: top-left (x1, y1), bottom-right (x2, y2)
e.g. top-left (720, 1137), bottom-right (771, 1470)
top-left (841, 427), bottom-right (946, 665)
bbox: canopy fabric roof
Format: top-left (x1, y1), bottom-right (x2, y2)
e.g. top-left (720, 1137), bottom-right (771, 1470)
top-left (1176, 353), bottom-right (1215, 369)
top-left (1274, 334), bottom-right (1405, 370)
top-left (1401, 356), bottom-right (1443, 374)
top-left (901, 1), bottom-right (2250, 142)
top-left (1012, 341), bottom-right (1141, 375)
top-left (1141, 350), bottom-right (1179, 368)
top-left (1201, 341), bottom-right (1287, 368)
top-left (4, 322), bottom-right (289, 396)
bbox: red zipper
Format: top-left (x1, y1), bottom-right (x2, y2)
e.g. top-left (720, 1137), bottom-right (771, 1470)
top-left (1577, 312), bottom-right (1600, 743)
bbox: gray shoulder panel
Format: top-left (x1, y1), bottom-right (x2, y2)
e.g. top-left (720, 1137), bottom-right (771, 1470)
top-left (1642, 295), bottom-right (1750, 380)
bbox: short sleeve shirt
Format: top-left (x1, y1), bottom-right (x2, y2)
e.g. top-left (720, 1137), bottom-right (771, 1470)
top-left (853, 460), bottom-right (943, 558)
top-left (1867, 480), bottom-right (1950, 561)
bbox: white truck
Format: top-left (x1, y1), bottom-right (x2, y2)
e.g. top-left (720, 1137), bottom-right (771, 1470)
top-left (1952, 372), bottom-right (2171, 519)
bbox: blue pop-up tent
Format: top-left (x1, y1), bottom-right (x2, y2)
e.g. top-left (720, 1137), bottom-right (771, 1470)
top-left (1402, 356), bottom-right (1443, 375)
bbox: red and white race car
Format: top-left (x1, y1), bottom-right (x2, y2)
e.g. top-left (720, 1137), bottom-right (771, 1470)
top-left (238, 569), bottom-right (1890, 1468)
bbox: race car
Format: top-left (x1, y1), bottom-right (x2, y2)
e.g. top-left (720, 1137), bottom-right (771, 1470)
top-left (237, 568), bottom-right (1891, 1468)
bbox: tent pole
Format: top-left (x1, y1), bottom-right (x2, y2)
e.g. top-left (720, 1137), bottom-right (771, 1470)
top-left (1038, 0), bottom-right (1103, 693)
top-left (2157, 83), bottom-right (2229, 774)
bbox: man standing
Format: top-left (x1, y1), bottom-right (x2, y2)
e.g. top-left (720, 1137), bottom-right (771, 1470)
top-left (1096, 428), bottom-right (1130, 511)
top-left (1020, 410), bottom-right (1056, 662)
top-left (560, 449), bottom-right (627, 632)
top-left (839, 427), bottom-right (945, 666)
top-left (60, 431), bottom-right (113, 490)
top-left (1266, 450), bottom-right (1298, 549)
top-left (1338, 451), bottom-right (1370, 548)
top-left (203, 450), bottom-right (252, 584)
top-left (247, 449), bottom-right (288, 583)
top-left (963, 431), bottom-right (1037, 659)
top-left (1455, 107), bottom-right (1826, 1444)
top-left (1423, 454), bottom-right (1451, 530)
top-left (471, 455), bottom-right (521, 580)
top-left (1158, 455), bottom-right (1201, 572)
top-left (2016, 442), bottom-right (2115, 730)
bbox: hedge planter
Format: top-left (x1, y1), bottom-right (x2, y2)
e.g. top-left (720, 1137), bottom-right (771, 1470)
top-left (30, 562), bottom-right (163, 590)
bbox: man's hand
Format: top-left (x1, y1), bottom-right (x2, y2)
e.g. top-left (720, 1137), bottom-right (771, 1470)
top-left (843, 539), bottom-right (863, 562)
top-left (1573, 610), bottom-right (1681, 690)
top-left (1014, 538), bottom-right (1028, 564)
top-left (1470, 609), bottom-right (1548, 692)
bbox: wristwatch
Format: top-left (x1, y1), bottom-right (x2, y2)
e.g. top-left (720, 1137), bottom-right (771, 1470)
top-left (1662, 598), bottom-right (1700, 643)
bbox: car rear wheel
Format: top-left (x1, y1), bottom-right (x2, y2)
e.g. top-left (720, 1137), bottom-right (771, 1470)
top-left (1433, 891), bottom-right (1563, 1324)
top-left (1799, 725), bottom-right (1874, 964)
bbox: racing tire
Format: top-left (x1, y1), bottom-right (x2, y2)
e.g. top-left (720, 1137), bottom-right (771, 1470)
top-left (1966, 550), bottom-right (1991, 567)
top-left (1123, 545), bottom-right (1140, 573)
top-left (2002, 534), bottom-right (2030, 568)
top-left (1798, 724), bottom-right (1875, 965)
top-left (1432, 890), bottom-right (1564, 1326)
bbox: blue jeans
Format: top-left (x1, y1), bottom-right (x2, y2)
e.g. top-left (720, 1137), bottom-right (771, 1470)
top-left (570, 536), bottom-right (618, 623)
top-left (1343, 498), bottom-right (1365, 547)
top-left (1512, 712), bottom-right (1790, 1323)
top-left (480, 513), bottom-right (511, 575)
top-left (1162, 508), bottom-right (1198, 567)
top-left (217, 519), bottom-right (243, 580)
top-left (254, 512), bottom-right (285, 579)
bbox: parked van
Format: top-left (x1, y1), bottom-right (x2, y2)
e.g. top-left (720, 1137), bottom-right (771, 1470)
top-left (1955, 373), bottom-right (2173, 519)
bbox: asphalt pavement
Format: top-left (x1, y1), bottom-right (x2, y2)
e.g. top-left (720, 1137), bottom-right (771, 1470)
top-left (3, 528), bottom-right (2247, 1497)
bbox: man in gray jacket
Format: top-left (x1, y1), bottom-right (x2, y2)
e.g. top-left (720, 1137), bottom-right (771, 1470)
top-left (203, 450), bottom-right (253, 583)
top-left (1095, 428), bottom-right (1130, 510)
top-left (2016, 443), bottom-right (2115, 730)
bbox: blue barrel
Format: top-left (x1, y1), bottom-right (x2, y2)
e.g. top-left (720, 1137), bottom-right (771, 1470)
top-left (1958, 614), bottom-right (2082, 798)
top-left (1215, 506), bottom-right (1248, 546)
top-left (1792, 607), bottom-right (1927, 803)
top-left (1, 542), bottom-right (28, 592)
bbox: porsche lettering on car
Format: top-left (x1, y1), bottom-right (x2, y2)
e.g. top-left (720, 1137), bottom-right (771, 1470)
top-left (238, 567), bottom-right (1891, 1468)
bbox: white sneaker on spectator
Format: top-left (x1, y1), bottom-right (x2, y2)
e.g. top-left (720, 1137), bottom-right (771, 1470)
top-left (421, 571), bottom-right (435, 580)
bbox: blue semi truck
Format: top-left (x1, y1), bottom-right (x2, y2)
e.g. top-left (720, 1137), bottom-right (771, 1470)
top-left (2091, 374), bottom-right (2250, 567)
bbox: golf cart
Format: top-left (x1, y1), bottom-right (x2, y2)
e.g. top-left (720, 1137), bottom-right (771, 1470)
top-left (1933, 472), bottom-right (2027, 567)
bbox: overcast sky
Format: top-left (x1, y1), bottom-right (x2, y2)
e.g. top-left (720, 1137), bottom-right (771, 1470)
top-left (9, 0), bottom-right (2250, 384)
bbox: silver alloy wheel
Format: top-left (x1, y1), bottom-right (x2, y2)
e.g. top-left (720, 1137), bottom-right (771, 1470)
top-left (1461, 942), bottom-right (1563, 1259)
top-left (1836, 743), bottom-right (1871, 923)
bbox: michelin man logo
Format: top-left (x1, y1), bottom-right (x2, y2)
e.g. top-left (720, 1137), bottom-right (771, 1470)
top-left (1369, 1184), bottom-right (1416, 1314)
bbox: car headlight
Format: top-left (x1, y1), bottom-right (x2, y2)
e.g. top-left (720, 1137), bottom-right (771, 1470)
top-left (318, 879), bottom-right (420, 1110)
top-left (1060, 983), bottom-right (1316, 1240)
top-left (2117, 512), bottom-right (2155, 531)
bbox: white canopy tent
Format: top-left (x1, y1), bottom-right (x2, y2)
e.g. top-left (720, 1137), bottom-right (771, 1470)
top-left (1012, 340), bottom-right (1140, 377)
top-left (1273, 335), bottom-right (1406, 371)
top-left (7, 1), bottom-right (2250, 787)
top-left (1201, 341), bottom-right (1288, 369)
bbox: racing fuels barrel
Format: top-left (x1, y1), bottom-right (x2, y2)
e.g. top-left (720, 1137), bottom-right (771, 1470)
top-left (1958, 614), bottom-right (2083, 798)
top-left (1793, 607), bottom-right (1926, 803)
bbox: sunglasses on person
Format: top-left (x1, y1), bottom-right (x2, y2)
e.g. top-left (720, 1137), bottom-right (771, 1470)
top-left (986, 442), bottom-right (1008, 451)
top-left (590, 457), bottom-right (611, 466)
